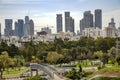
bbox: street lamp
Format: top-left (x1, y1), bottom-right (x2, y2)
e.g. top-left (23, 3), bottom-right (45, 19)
top-left (43, 56), bottom-right (45, 63)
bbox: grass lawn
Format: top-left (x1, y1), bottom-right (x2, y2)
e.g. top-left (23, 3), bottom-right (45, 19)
top-left (91, 77), bottom-right (120, 80)
top-left (3, 67), bottom-right (29, 78)
top-left (87, 65), bottom-right (120, 79)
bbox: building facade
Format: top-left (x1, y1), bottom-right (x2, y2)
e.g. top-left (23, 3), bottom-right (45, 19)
top-left (41, 27), bottom-right (51, 34)
top-left (65, 12), bottom-right (74, 33)
top-left (18, 19), bottom-right (24, 37)
top-left (4, 19), bottom-right (13, 37)
top-left (14, 21), bottom-right (18, 36)
top-left (0, 23), bottom-right (1, 38)
top-left (104, 26), bottom-right (116, 37)
top-left (56, 14), bottom-right (63, 33)
top-left (29, 19), bottom-right (34, 36)
top-left (82, 27), bottom-right (103, 39)
top-left (80, 11), bottom-right (93, 34)
top-left (95, 9), bottom-right (102, 29)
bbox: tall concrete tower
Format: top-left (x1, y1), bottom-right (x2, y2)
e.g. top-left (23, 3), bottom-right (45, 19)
top-left (56, 14), bottom-right (63, 33)
top-left (95, 9), bottom-right (102, 29)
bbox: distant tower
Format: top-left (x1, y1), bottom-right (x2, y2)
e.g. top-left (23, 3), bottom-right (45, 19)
top-left (14, 21), bottom-right (18, 36)
top-left (29, 19), bottom-right (34, 36)
top-left (25, 16), bottom-right (29, 24)
top-left (65, 12), bottom-right (74, 33)
top-left (95, 9), bottom-right (102, 29)
top-left (80, 11), bottom-right (93, 34)
top-left (0, 23), bottom-right (1, 38)
top-left (56, 14), bottom-right (63, 33)
top-left (24, 16), bottom-right (30, 36)
top-left (4, 19), bottom-right (13, 37)
top-left (109, 18), bottom-right (115, 28)
top-left (18, 19), bottom-right (24, 37)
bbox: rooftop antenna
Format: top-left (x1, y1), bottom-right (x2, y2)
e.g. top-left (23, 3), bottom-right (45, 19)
top-left (26, 9), bottom-right (30, 16)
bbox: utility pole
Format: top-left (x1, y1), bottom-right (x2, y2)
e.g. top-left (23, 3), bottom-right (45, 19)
top-left (116, 39), bottom-right (120, 55)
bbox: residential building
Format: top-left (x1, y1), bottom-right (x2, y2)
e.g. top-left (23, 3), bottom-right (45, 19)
top-left (82, 27), bottom-right (103, 39)
top-left (104, 26), bottom-right (116, 37)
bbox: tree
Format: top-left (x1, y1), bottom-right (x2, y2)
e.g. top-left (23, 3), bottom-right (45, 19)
top-left (46, 52), bottom-right (64, 64)
top-left (116, 54), bottom-right (120, 65)
top-left (0, 41), bottom-right (9, 54)
top-left (95, 37), bottom-right (108, 53)
top-left (25, 45), bottom-right (34, 61)
top-left (0, 51), bottom-right (13, 79)
top-left (101, 53), bottom-right (109, 65)
top-left (94, 51), bottom-right (103, 60)
top-left (56, 44), bottom-right (62, 54)
top-left (8, 44), bottom-right (19, 57)
top-left (65, 65), bottom-right (83, 80)
top-left (13, 55), bottom-right (25, 70)
top-left (107, 47), bottom-right (116, 64)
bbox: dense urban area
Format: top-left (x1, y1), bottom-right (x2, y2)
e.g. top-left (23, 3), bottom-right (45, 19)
top-left (0, 1), bottom-right (120, 79)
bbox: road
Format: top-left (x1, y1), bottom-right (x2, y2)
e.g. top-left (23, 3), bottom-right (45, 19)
top-left (39, 63), bottom-right (68, 80)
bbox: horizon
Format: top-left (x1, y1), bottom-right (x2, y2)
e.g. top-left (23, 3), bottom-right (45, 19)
top-left (0, 0), bottom-right (120, 34)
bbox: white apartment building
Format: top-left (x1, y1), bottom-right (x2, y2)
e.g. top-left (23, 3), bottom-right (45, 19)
top-left (82, 27), bottom-right (103, 39)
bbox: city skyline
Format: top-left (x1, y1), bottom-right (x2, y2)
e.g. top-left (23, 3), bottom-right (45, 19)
top-left (0, 0), bottom-right (120, 34)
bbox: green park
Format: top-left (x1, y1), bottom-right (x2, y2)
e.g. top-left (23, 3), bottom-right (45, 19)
top-left (0, 37), bottom-right (120, 80)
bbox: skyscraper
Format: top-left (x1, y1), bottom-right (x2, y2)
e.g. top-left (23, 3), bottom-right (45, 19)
top-left (4, 19), bottom-right (13, 37)
top-left (56, 14), bottom-right (63, 33)
top-left (14, 21), bottom-right (18, 36)
top-left (18, 19), bottom-right (24, 37)
top-left (0, 23), bottom-right (1, 38)
top-left (25, 16), bottom-right (29, 24)
top-left (80, 11), bottom-right (93, 34)
top-left (65, 12), bottom-right (74, 33)
top-left (84, 11), bottom-right (93, 28)
top-left (24, 16), bottom-right (30, 36)
top-left (29, 19), bottom-right (34, 36)
top-left (95, 9), bottom-right (102, 29)
top-left (70, 17), bottom-right (74, 33)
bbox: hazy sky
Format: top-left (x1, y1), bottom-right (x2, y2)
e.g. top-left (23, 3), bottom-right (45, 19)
top-left (0, 0), bottom-right (120, 34)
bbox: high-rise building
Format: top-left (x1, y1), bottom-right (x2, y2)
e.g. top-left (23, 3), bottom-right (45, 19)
top-left (18, 19), bottom-right (24, 37)
top-left (25, 16), bottom-right (29, 24)
top-left (109, 18), bottom-right (115, 28)
top-left (84, 11), bottom-right (93, 28)
top-left (29, 19), bottom-right (34, 36)
top-left (95, 9), bottom-right (102, 29)
top-left (4, 19), bottom-right (13, 37)
top-left (65, 12), bottom-right (74, 33)
top-left (56, 14), bottom-right (63, 33)
top-left (24, 16), bottom-right (30, 37)
top-left (0, 23), bottom-right (1, 38)
top-left (80, 11), bottom-right (93, 34)
top-left (70, 17), bottom-right (74, 33)
top-left (14, 21), bottom-right (18, 36)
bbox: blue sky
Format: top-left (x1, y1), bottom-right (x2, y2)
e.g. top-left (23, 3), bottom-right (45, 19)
top-left (0, 0), bottom-right (120, 34)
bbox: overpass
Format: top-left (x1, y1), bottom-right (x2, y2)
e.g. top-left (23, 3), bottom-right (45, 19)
top-left (30, 63), bottom-right (69, 80)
